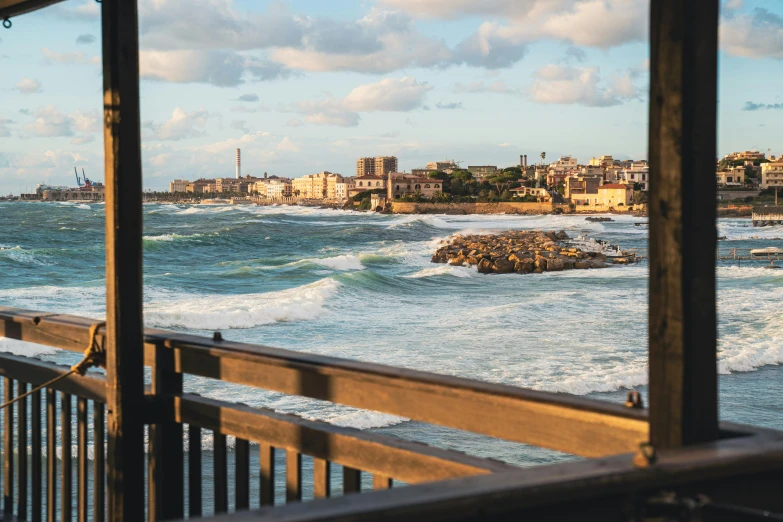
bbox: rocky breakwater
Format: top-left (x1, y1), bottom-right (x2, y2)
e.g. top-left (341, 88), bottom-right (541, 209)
top-left (431, 230), bottom-right (609, 274)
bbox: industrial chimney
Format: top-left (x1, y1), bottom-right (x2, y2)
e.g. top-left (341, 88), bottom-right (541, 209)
top-left (524, 155), bottom-right (528, 169)
top-left (236, 148), bottom-right (241, 179)
top-left (520, 155), bottom-right (524, 167)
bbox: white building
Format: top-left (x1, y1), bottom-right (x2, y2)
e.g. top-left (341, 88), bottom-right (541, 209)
top-left (266, 179), bottom-right (292, 199)
top-left (761, 160), bottom-right (783, 189)
top-left (621, 164), bottom-right (650, 191)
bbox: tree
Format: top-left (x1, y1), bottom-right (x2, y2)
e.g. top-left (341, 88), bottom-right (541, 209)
top-left (540, 152), bottom-right (546, 164)
top-left (487, 171), bottom-right (515, 194)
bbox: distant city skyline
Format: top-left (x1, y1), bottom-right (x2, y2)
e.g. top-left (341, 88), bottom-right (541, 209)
top-left (1, 0), bottom-right (782, 194)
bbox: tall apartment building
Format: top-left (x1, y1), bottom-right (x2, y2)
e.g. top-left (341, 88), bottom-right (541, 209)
top-left (356, 156), bottom-right (398, 177)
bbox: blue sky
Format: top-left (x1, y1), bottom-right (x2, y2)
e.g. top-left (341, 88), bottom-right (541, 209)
top-left (0, 0), bottom-right (782, 193)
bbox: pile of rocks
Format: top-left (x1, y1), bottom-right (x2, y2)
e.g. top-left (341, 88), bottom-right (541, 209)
top-left (431, 230), bottom-right (609, 274)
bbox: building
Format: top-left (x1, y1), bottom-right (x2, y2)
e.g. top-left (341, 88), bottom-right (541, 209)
top-left (411, 169), bottom-right (434, 177)
top-left (550, 156), bottom-right (578, 171)
top-left (292, 172), bottom-right (344, 199)
top-left (597, 183), bottom-right (633, 208)
top-left (564, 175), bottom-right (603, 199)
top-left (426, 161), bottom-right (458, 172)
top-left (186, 179), bottom-right (212, 193)
top-left (39, 183), bottom-right (105, 202)
top-left (467, 165), bottom-right (497, 179)
top-left (621, 164), bottom-right (650, 191)
top-left (266, 179), bottom-right (292, 199)
top-left (724, 150), bottom-right (766, 162)
top-left (349, 175), bottom-right (386, 197)
top-left (510, 186), bottom-right (551, 201)
top-left (168, 180), bottom-right (189, 193)
top-left (588, 155), bottom-right (614, 167)
top-left (761, 159), bottom-right (783, 189)
top-left (335, 179), bottom-right (354, 200)
top-left (716, 166), bottom-right (745, 186)
top-left (356, 156), bottom-right (398, 177)
top-left (387, 172), bottom-right (443, 199)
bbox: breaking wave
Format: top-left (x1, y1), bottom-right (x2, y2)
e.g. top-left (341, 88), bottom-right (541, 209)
top-left (144, 278), bottom-right (341, 330)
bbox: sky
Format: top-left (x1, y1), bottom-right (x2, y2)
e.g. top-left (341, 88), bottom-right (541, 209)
top-left (0, 0), bottom-right (782, 194)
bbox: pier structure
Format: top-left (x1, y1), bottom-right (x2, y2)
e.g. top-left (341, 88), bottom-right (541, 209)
top-left (752, 206), bottom-right (783, 226)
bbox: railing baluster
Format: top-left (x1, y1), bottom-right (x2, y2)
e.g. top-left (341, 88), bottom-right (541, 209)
top-left (32, 390), bottom-right (42, 522)
top-left (235, 438), bottom-right (249, 511)
top-left (46, 389), bottom-right (55, 522)
top-left (77, 398), bottom-right (88, 522)
top-left (213, 432), bottom-right (227, 514)
top-left (259, 443), bottom-right (274, 507)
top-left (94, 401), bottom-right (104, 522)
top-left (313, 459), bottom-right (330, 499)
top-left (343, 467), bottom-right (361, 494)
top-left (285, 450), bottom-right (301, 503)
top-left (373, 474), bottom-right (392, 490)
top-left (4, 378), bottom-right (15, 516)
top-left (61, 393), bottom-right (72, 522)
top-left (188, 425), bottom-right (202, 518)
top-left (18, 382), bottom-right (28, 519)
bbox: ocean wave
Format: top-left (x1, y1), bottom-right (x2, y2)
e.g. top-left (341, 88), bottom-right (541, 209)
top-left (0, 338), bottom-right (57, 357)
top-left (405, 265), bottom-right (475, 278)
top-left (0, 246), bottom-right (48, 265)
top-left (143, 233), bottom-right (203, 243)
top-left (144, 278), bottom-right (341, 330)
top-left (307, 254), bottom-right (364, 271)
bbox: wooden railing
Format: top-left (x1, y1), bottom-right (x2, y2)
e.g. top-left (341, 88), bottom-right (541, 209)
top-left (0, 306), bottom-right (652, 519)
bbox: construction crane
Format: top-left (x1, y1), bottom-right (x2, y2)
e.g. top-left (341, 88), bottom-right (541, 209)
top-left (74, 167), bottom-right (94, 189)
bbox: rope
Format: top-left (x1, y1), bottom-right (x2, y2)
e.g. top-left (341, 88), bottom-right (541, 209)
top-left (0, 322), bottom-right (105, 410)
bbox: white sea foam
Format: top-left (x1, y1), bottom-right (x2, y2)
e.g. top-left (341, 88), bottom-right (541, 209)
top-left (143, 233), bottom-right (202, 242)
top-left (307, 254), bottom-right (364, 271)
top-left (0, 338), bottom-right (57, 357)
top-left (0, 246), bottom-right (47, 265)
top-left (405, 265), bottom-right (474, 278)
top-left (144, 278), bottom-right (341, 329)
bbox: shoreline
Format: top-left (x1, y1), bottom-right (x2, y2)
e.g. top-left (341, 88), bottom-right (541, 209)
top-left (5, 198), bottom-right (759, 219)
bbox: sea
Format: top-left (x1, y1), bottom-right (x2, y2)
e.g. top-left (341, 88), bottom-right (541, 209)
top-left (1, 201), bottom-right (781, 507)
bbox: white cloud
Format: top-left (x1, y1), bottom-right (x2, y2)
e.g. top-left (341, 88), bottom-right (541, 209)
top-left (529, 65), bottom-right (637, 107)
top-left (294, 77), bottom-right (431, 127)
top-left (542, 0), bottom-right (647, 49)
top-left (276, 137), bottom-right (300, 153)
top-left (15, 78), bottom-right (42, 94)
top-left (146, 108), bottom-right (212, 141)
top-left (24, 106), bottom-right (74, 137)
top-left (343, 77), bottom-right (432, 111)
top-left (380, 0), bottom-right (542, 19)
top-left (721, 8), bottom-right (783, 59)
top-left (453, 80), bottom-right (518, 94)
top-left (42, 48), bottom-right (99, 65)
top-left (0, 117), bottom-right (12, 137)
top-left (140, 50), bottom-right (288, 87)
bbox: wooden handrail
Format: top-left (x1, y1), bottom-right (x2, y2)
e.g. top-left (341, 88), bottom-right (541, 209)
top-left (176, 394), bottom-right (514, 484)
top-left (0, 307), bottom-right (648, 457)
top-left (206, 429), bottom-right (783, 521)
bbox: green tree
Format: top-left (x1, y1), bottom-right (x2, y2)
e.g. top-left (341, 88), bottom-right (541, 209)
top-left (540, 151), bottom-right (546, 164)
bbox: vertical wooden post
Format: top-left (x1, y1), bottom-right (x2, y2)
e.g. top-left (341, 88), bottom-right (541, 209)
top-left (148, 343), bottom-right (184, 521)
top-left (648, 0), bottom-right (719, 449)
top-left (101, 0), bottom-right (145, 519)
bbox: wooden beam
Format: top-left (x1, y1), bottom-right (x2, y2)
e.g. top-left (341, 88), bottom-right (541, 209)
top-left (101, 0), bottom-right (145, 519)
top-left (0, 308), bottom-right (648, 457)
top-left (648, 0), bottom-right (720, 449)
top-left (175, 395), bottom-right (513, 485)
top-left (0, 0), bottom-right (66, 18)
top-left (204, 432), bottom-right (783, 522)
top-left (0, 352), bottom-right (106, 402)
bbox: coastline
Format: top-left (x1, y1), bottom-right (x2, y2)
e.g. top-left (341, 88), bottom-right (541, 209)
top-left (7, 198), bottom-right (758, 219)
